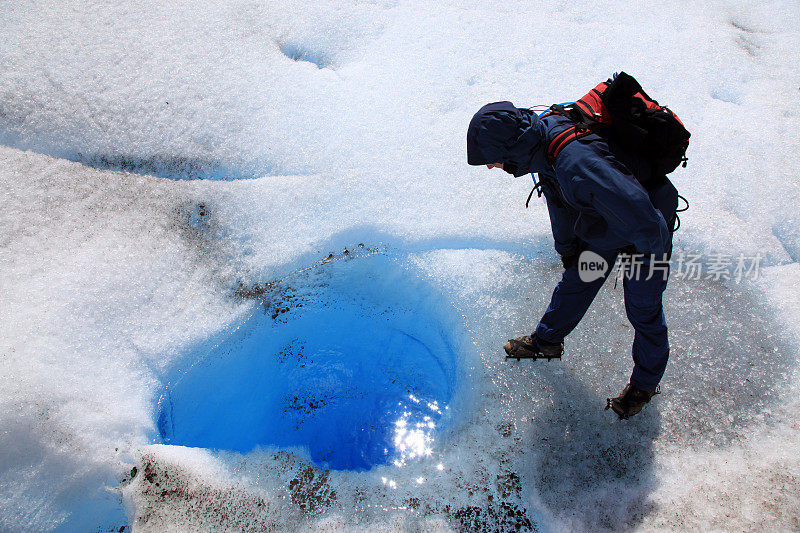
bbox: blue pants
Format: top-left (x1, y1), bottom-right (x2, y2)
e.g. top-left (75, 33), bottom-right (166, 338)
top-left (535, 179), bottom-right (677, 391)
top-left (534, 248), bottom-right (669, 390)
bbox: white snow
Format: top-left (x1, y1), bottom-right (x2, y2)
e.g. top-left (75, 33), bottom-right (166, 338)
top-left (1, 0), bottom-right (799, 531)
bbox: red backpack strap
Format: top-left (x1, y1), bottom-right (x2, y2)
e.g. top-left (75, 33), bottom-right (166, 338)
top-left (546, 126), bottom-right (593, 164)
top-left (542, 82), bottom-right (611, 165)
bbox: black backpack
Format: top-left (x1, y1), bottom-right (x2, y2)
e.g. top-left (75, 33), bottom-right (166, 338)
top-left (542, 72), bottom-right (691, 177)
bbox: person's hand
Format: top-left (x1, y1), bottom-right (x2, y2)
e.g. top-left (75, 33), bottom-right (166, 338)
top-left (561, 252), bottom-right (579, 270)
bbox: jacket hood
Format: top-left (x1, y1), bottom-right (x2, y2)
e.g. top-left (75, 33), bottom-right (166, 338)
top-left (466, 101), bottom-right (549, 177)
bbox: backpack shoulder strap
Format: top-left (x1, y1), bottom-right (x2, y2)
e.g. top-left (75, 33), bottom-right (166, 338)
top-left (541, 105), bottom-right (595, 166)
top-left (548, 125), bottom-right (593, 163)
top-left (541, 83), bottom-right (610, 167)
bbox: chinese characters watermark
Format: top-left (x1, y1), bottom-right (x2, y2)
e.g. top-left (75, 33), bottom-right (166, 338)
top-left (577, 250), bottom-right (764, 283)
top-left (670, 251), bottom-right (763, 282)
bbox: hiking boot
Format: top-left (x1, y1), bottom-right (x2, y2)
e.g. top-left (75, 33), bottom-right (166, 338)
top-left (504, 335), bottom-right (563, 361)
top-left (605, 383), bottom-right (660, 419)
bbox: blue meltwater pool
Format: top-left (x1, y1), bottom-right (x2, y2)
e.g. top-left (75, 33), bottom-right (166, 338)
top-left (156, 250), bottom-right (460, 470)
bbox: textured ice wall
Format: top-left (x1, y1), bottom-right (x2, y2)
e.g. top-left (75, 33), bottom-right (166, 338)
top-left (1, 0), bottom-right (800, 530)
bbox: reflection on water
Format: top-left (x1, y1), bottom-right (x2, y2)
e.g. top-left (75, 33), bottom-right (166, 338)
top-left (379, 394), bottom-right (449, 489)
top-left (393, 396), bottom-right (444, 466)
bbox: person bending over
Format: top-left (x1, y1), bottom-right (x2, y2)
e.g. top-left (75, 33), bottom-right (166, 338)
top-left (467, 100), bottom-right (679, 419)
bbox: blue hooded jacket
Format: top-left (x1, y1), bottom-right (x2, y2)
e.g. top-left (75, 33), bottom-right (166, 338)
top-left (467, 101), bottom-right (673, 258)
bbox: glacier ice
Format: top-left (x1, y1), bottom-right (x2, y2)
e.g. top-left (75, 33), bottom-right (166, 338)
top-left (1, 0), bottom-right (800, 531)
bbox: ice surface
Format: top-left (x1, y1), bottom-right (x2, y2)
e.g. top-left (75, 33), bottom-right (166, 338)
top-left (1, 0), bottom-right (800, 531)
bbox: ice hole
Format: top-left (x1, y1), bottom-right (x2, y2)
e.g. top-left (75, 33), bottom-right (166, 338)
top-left (279, 42), bottom-right (331, 68)
top-left (156, 250), bottom-right (459, 470)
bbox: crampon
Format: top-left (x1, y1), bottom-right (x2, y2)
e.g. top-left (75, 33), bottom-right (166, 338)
top-left (503, 335), bottom-right (563, 361)
top-left (605, 383), bottom-right (660, 419)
